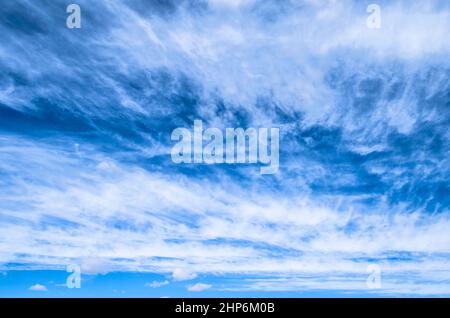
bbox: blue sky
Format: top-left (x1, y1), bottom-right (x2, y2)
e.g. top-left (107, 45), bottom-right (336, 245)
top-left (0, 270), bottom-right (390, 298)
top-left (1, 0), bottom-right (450, 297)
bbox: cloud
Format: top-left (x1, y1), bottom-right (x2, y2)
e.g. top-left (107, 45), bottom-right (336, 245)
top-left (29, 284), bottom-right (47, 291)
top-left (172, 269), bottom-right (197, 281)
top-left (0, 0), bottom-right (449, 296)
top-left (81, 258), bottom-right (112, 275)
top-left (187, 283), bottom-right (212, 292)
top-left (145, 280), bottom-right (169, 288)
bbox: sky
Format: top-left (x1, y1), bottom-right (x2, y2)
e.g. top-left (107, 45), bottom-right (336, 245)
top-left (0, 0), bottom-right (450, 297)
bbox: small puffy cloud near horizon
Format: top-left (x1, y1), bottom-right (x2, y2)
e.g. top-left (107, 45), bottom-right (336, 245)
top-left (187, 283), bottom-right (212, 292)
top-left (145, 280), bottom-right (169, 288)
top-left (29, 284), bottom-right (48, 292)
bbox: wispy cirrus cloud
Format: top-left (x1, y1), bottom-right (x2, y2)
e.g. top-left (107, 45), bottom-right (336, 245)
top-left (187, 283), bottom-right (212, 292)
top-left (146, 280), bottom-right (169, 288)
top-left (0, 0), bottom-right (449, 295)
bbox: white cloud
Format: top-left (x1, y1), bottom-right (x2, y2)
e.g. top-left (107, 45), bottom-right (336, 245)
top-left (0, 0), bottom-right (450, 296)
top-left (29, 284), bottom-right (47, 291)
top-left (81, 258), bottom-right (112, 275)
top-left (145, 280), bottom-right (169, 288)
top-left (0, 141), bottom-right (450, 294)
top-left (172, 269), bottom-right (197, 281)
top-left (187, 283), bottom-right (212, 292)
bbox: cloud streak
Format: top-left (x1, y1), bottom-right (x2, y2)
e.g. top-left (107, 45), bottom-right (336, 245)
top-left (0, 0), bottom-right (449, 295)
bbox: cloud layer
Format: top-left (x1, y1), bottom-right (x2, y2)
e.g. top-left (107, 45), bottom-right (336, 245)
top-left (0, 0), bottom-right (449, 295)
